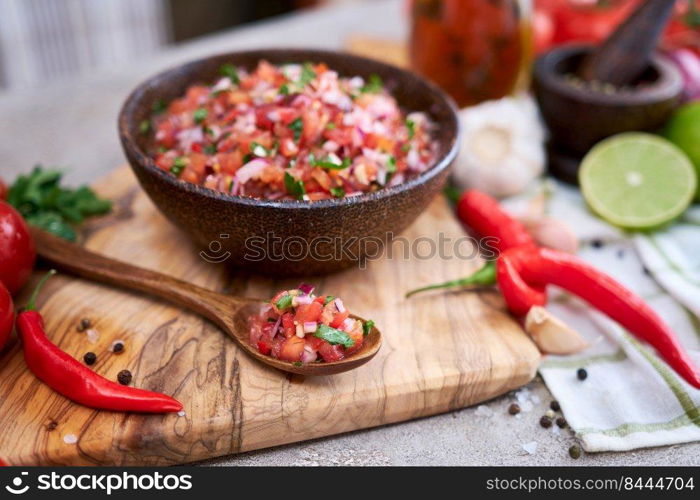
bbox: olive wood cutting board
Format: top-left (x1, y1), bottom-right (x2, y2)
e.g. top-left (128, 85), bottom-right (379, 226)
top-left (0, 167), bottom-right (539, 465)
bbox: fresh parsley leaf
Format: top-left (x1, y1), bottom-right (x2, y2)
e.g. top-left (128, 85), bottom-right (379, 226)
top-left (193, 108), bottom-right (208, 124)
top-left (323, 295), bottom-right (335, 306)
top-left (386, 155), bottom-right (397, 173)
top-left (360, 73), bottom-right (383, 94)
top-left (362, 319), bottom-right (375, 336)
top-left (203, 144), bottom-right (217, 155)
top-left (219, 63), bottom-right (240, 84)
top-left (151, 98), bottom-right (167, 114)
top-left (275, 294), bottom-right (293, 311)
top-left (310, 154), bottom-right (350, 170)
top-left (330, 187), bottom-right (345, 198)
top-left (26, 211), bottom-right (77, 241)
top-left (288, 117), bottom-right (303, 142)
top-left (406, 118), bottom-right (416, 140)
top-left (284, 172), bottom-right (306, 199)
top-left (299, 62), bottom-right (316, 86)
top-left (314, 324), bottom-right (355, 348)
top-left (279, 83), bottom-right (290, 95)
top-left (293, 361), bottom-right (303, 367)
top-left (139, 119), bottom-right (150, 134)
top-left (170, 157), bottom-right (187, 177)
top-left (7, 166), bottom-right (112, 242)
top-left (326, 122), bottom-right (336, 130)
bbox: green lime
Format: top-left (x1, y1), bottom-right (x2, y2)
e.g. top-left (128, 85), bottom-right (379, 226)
top-left (579, 133), bottom-right (697, 230)
top-left (664, 101), bottom-right (700, 201)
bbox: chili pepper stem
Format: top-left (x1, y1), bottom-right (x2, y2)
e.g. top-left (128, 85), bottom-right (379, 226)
top-left (405, 260), bottom-right (497, 298)
top-left (25, 270), bottom-right (56, 311)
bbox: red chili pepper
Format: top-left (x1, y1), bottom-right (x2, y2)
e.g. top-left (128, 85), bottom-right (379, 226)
top-left (457, 190), bottom-right (535, 253)
top-left (0, 281), bottom-right (14, 352)
top-left (17, 271), bottom-right (183, 413)
top-left (459, 189), bottom-right (700, 389)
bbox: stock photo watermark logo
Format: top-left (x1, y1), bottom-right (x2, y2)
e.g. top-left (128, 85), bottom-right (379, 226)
top-left (3, 470), bottom-right (193, 495)
top-left (200, 232), bottom-right (500, 268)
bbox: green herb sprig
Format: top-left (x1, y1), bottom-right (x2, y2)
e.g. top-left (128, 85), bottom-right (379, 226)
top-left (8, 166), bottom-right (112, 241)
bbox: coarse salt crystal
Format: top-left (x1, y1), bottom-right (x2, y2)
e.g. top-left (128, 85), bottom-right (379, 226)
top-left (85, 329), bottom-right (100, 344)
top-left (474, 405), bottom-right (493, 418)
top-left (521, 441), bottom-right (538, 455)
top-left (177, 410), bottom-right (186, 417)
top-left (63, 434), bottom-right (78, 444)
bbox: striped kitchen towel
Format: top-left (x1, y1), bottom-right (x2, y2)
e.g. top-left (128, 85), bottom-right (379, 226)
top-left (505, 183), bottom-right (700, 452)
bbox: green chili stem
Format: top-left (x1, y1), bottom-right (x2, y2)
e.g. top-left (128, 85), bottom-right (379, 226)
top-left (25, 270), bottom-right (57, 311)
top-left (405, 260), bottom-right (497, 298)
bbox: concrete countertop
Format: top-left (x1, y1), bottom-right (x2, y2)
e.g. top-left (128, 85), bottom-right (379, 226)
top-left (1, 0), bottom-right (697, 466)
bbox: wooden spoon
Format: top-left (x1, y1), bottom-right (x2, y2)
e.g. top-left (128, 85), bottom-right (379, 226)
top-left (29, 227), bottom-right (382, 376)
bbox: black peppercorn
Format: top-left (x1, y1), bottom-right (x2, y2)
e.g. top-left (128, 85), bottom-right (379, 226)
top-left (539, 415), bottom-right (552, 428)
top-left (80, 318), bottom-right (91, 330)
top-left (577, 368), bottom-right (588, 381)
top-left (83, 352), bottom-right (97, 366)
top-left (117, 370), bottom-right (132, 385)
top-left (556, 417), bottom-right (568, 429)
top-left (569, 444), bottom-right (581, 459)
top-left (591, 239), bottom-right (604, 249)
top-left (112, 341), bottom-right (124, 354)
top-left (508, 403), bottom-right (521, 415)
top-left (550, 400), bottom-right (560, 412)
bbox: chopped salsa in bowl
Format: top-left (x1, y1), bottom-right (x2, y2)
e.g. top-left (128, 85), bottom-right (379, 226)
top-left (146, 60), bottom-right (437, 201)
top-left (248, 285), bottom-right (374, 363)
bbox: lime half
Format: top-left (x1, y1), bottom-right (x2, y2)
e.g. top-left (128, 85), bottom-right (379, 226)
top-left (579, 133), bottom-right (697, 230)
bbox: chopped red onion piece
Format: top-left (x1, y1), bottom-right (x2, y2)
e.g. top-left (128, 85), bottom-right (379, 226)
top-left (298, 283), bottom-right (315, 295)
top-left (301, 346), bottom-right (318, 363)
top-left (235, 158), bottom-right (268, 184)
top-left (334, 298), bottom-right (346, 312)
top-left (293, 294), bottom-right (313, 306)
top-left (341, 318), bottom-right (355, 331)
top-left (303, 321), bottom-right (317, 333)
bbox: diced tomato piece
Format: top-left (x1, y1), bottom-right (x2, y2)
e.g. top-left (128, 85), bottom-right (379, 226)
top-left (257, 340), bottom-right (272, 355)
top-left (305, 335), bottom-right (325, 350)
top-left (343, 320), bottom-right (364, 356)
top-left (318, 342), bottom-right (344, 362)
top-left (278, 336), bottom-right (305, 362)
top-left (330, 310), bottom-right (349, 328)
top-left (218, 151), bottom-right (243, 174)
top-left (280, 312), bottom-right (295, 338)
top-left (294, 301), bottom-right (322, 324)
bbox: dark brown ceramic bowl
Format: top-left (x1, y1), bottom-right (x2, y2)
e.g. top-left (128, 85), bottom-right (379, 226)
top-left (119, 49), bottom-right (459, 276)
top-left (534, 45), bottom-right (683, 156)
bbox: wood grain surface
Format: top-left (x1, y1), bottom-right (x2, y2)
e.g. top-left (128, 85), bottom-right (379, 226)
top-left (0, 167), bottom-right (539, 465)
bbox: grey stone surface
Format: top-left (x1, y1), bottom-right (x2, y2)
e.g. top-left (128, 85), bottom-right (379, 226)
top-left (1, 0), bottom-right (697, 466)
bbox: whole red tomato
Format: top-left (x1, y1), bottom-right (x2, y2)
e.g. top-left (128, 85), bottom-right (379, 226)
top-left (0, 282), bottom-right (14, 352)
top-left (0, 201), bottom-right (35, 295)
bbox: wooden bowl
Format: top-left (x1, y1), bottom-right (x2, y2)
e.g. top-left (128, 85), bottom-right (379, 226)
top-left (119, 49), bottom-right (459, 277)
top-left (533, 45), bottom-right (683, 156)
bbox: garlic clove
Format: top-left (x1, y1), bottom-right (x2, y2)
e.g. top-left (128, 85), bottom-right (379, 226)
top-left (524, 306), bottom-right (589, 355)
top-left (521, 216), bottom-right (579, 254)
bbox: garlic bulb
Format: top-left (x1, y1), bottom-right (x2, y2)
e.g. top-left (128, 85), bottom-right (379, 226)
top-left (452, 95), bottom-right (546, 198)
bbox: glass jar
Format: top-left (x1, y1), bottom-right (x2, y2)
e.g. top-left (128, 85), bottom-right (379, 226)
top-left (410, 0), bottom-right (533, 107)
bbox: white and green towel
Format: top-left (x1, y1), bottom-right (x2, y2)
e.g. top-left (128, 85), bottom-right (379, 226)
top-left (505, 183), bottom-right (700, 452)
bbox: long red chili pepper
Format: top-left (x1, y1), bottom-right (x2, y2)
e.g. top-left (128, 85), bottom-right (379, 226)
top-left (458, 189), bottom-right (700, 389)
top-left (457, 190), bottom-right (536, 253)
top-left (17, 271), bottom-right (183, 413)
